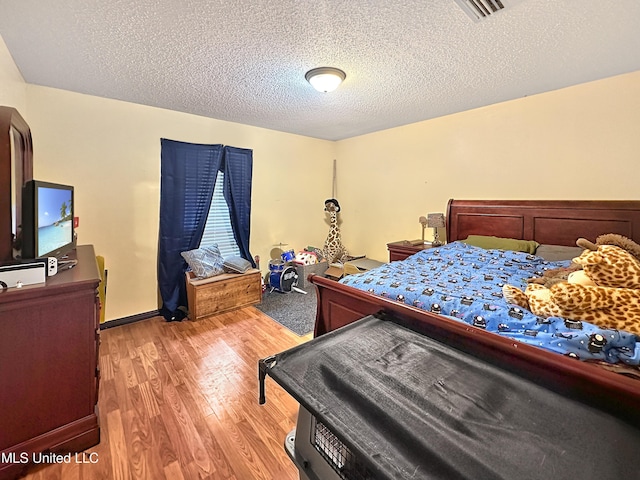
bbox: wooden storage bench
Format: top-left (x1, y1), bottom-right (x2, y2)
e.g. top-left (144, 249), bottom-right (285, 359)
top-left (185, 268), bottom-right (262, 320)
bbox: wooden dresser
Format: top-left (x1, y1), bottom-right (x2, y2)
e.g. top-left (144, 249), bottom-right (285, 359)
top-left (0, 245), bottom-right (101, 480)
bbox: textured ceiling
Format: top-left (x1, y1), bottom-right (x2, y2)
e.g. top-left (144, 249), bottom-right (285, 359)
top-left (1, 0), bottom-right (639, 141)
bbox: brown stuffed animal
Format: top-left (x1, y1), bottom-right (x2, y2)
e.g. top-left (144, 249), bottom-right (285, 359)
top-left (527, 263), bottom-right (582, 288)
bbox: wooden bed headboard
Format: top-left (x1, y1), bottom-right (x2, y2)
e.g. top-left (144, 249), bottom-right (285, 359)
top-left (446, 199), bottom-right (640, 246)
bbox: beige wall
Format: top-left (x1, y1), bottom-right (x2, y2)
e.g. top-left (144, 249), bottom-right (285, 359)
top-left (336, 71), bottom-right (640, 262)
top-left (23, 87), bottom-right (336, 320)
top-left (1, 34), bottom-right (336, 320)
top-left (3, 32), bottom-right (640, 321)
top-left (0, 36), bottom-right (26, 110)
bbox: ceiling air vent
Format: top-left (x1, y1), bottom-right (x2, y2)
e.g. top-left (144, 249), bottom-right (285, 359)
top-left (454, 0), bottom-right (523, 22)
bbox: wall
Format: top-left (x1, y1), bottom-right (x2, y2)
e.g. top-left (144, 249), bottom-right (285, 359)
top-left (335, 71), bottom-right (640, 262)
top-left (0, 36), bottom-right (26, 111)
top-left (4, 31), bottom-right (640, 321)
top-left (1, 33), bottom-right (336, 322)
top-left (22, 87), bottom-right (335, 321)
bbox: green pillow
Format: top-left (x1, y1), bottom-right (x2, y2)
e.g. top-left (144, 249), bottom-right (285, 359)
top-left (461, 235), bottom-right (539, 254)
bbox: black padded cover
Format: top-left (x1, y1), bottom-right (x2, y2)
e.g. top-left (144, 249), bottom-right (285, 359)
top-left (261, 314), bottom-right (640, 480)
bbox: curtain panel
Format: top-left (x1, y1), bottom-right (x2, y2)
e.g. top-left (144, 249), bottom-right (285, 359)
top-left (222, 146), bottom-right (255, 267)
top-left (158, 139), bottom-right (222, 320)
top-left (158, 139), bottom-right (254, 321)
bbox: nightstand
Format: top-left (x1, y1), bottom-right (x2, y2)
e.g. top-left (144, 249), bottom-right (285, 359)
top-left (387, 240), bottom-right (432, 262)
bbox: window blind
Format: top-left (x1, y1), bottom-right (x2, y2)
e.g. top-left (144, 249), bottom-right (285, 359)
top-left (199, 171), bottom-right (241, 258)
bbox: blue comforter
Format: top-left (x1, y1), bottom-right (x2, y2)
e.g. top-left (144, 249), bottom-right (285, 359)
top-left (340, 242), bottom-right (640, 365)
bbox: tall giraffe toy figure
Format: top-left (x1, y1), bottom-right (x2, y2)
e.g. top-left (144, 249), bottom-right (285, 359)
top-left (323, 198), bottom-right (348, 264)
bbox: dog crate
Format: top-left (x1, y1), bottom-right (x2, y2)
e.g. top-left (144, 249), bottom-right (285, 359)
top-left (259, 313), bottom-right (640, 480)
top-left (285, 406), bottom-right (376, 480)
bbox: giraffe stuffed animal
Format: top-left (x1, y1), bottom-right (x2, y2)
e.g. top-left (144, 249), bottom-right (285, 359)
top-left (503, 245), bottom-right (640, 334)
top-left (323, 198), bottom-right (349, 264)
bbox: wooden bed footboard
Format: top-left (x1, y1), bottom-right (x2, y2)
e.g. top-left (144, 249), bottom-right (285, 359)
top-left (309, 273), bottom-right (640, 425)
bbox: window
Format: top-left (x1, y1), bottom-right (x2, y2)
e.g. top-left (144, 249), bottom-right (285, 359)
top-left (199, 171), bottom-right (241, 258)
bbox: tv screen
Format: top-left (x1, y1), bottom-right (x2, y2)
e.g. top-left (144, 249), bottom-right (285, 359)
top-left (21, 180), bottom-right (75, 260)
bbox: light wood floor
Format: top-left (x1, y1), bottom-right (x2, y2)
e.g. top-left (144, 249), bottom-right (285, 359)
top-left (22, 307), bottom-right (311, 480)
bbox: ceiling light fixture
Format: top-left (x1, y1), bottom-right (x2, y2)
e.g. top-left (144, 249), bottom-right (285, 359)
top-left (305, 67), bottom-right (346, 93)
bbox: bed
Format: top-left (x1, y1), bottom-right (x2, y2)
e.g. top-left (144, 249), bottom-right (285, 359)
top-left (308, 199), bottom-right (640, 418)
top-left (260, 199), bottom-right (640, 479)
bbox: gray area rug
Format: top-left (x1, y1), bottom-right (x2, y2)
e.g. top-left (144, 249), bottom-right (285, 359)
top-left (256, 287), bottom-right (317, 336)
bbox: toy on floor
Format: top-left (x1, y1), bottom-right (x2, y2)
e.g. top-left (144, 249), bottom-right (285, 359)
top-left (294, 251), bottom-right (318, 266)
top-left (323, 198), bottom-right (349, 264)
top-left (503, 244), bottom-right (640, 335)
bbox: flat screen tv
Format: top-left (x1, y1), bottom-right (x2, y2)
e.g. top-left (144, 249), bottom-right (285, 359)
top-left (21, 180), bottom-right (75, 260)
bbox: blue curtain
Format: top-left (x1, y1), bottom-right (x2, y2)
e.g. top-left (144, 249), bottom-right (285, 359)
top-left (158, 139), bottom-right (223, 321)
top-left (222, 146), bottom-right (256, 267)
top-left (158, 140), bottom-right (255, 321)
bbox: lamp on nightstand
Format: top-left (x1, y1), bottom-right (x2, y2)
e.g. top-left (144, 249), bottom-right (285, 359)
top-left (427, 213), bottom-right (446, 247)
